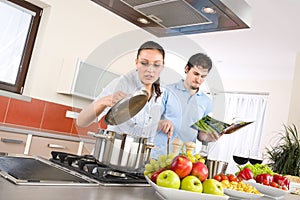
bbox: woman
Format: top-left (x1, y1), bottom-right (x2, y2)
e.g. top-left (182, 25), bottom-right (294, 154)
top-left (77, 41), bottom-right (165, 139)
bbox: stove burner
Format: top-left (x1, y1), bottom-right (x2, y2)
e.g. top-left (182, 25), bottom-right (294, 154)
top-left (49, 151), bottom-right (148, 186)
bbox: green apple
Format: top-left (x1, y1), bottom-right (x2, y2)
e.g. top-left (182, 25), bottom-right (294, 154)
top-left (156, 170), bottom-right (180, 189)
top-left (180, 175), bottom-right (203, 193)
top-left (202, 179), bottom-right (224, 196)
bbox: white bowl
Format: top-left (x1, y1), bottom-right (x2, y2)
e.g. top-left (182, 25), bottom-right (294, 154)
top-left (145, 176), bottom-right (229, 200)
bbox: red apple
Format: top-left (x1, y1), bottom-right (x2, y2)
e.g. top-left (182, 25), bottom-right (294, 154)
top-left (191, 161), bottom-right (209, 182)
top-left (169, 155), bottom-right (192, 179)
top-left (150, 168), bottom-right (166, 183)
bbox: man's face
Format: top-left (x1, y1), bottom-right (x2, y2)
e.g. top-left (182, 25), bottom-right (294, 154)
top-left (185, 65), bottom-right (209, 90)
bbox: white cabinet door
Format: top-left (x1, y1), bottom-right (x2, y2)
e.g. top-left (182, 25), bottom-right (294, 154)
top-left (57, 60), bottom-right (119, 100)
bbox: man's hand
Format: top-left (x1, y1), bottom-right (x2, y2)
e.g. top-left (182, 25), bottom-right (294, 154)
top-left (157, 119), bottom-right (174, 138)
top-left (197, 130), bottom-right (219, 142)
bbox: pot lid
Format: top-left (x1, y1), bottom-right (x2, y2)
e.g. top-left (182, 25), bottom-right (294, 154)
top-left (104, 90), bottom-right (148, 125)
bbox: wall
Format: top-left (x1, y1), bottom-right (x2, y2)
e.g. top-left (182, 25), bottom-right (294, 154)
top-left (288, 52), bottom-right (300, 131)
top-left (23, 0), bottom-right (137, 107)
top-left (0, 95), bottom-right (98, 136)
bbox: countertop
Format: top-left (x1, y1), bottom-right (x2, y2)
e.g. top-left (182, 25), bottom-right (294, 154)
top-left (1, 177), bottom-right (299, 200)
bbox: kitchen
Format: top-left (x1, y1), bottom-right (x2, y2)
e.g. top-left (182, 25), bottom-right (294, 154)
top-left (0, 0), bottom-right (300, 199)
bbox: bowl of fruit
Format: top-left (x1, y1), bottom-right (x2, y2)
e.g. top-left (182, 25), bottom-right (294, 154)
top-left (144, 152), bottom-right (229, 200)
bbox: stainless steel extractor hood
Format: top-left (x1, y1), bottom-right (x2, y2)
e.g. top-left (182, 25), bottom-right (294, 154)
top-left (91, 0), bottom-right (251, 37)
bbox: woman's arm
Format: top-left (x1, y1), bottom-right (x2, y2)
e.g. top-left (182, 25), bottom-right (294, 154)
top-left (76, 91), bottom-right (127, 127)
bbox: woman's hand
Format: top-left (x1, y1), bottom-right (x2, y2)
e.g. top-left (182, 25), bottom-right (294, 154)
top-left (157, 119), bottom-right (174, 138)
top-left (101, 91), bottom-right (127, 107)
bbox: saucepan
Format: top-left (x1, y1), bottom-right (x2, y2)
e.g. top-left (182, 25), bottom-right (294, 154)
top-left (92, 90), bottom-right (155, 172)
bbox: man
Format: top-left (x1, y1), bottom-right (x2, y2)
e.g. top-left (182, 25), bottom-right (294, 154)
top-left (151, 53), bottom-right (218, 159)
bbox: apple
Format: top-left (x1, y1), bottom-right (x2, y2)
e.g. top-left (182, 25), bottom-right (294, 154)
top-left (202, 179), bottom-right (224, 196)
top-left (169, 155), bottom-right (192, 179)
top-left (180, 175), bottom-right (203, 193)
top-left (156, 170), bottom-right (180, 189)
top-left (151, 168), bottom-right (166, 183)
top-left (190, 162), bottom-right (208, 182)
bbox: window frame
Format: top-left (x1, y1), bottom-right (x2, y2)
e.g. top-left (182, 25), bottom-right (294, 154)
top-left (0, 0), bottom-right (42, 94)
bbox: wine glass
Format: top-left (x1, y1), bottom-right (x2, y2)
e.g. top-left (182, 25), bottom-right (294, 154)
top-left (249, 152), bottom-right (264, 164)
top-left (233, 155), bottom-right (249, 165)
top-left (232, 150), bottom-right (249, 165)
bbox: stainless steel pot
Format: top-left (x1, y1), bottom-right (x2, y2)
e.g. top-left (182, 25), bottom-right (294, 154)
top-left (93, 130), bottom-right (154, 172)
top-left (92, 90), bottom-right (153, 172)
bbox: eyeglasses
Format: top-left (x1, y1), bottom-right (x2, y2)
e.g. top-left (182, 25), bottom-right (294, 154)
top-left (138, 60), bottom-right (163, 68)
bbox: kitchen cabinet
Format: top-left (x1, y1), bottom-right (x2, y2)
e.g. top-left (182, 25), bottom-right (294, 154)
top-left (80, 141), bottom-right (95, 155)
top-left (0, 127), bottom-right (95, 158)
top-left (57, 59), bottom-right (119, 100)
top-left (0, 131), bottom-right (28, 154)
top-left (28, 136), bottom-right (81, 159)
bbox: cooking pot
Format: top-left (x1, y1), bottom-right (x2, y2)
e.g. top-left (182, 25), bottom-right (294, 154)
top-left (93, 90), bottom-right (154, 172)
top-left (93, 130), bottom-right (154, 172)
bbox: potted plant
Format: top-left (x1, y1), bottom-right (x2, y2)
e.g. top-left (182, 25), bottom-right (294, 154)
top-left (266, 124), bottom-right (300, 176)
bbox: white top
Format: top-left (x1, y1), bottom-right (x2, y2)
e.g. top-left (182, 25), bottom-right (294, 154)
top-left (96, 69), bottom-right (163, 139)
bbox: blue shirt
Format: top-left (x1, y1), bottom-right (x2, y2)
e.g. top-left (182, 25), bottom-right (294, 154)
top-left (151, 80), bottom-right (212, 159)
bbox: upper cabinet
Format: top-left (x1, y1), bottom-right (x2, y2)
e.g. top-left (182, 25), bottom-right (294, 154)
top-left (57, 60), bottom-right (119, 100)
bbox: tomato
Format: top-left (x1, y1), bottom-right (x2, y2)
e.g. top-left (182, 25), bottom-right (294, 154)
top-left (236, 177), bottom-right (242, 182)
top-left (270, 181), bottom-right (279, 188)
top-left (262, 179), bottom-right (270, 186)
top-left (281, 186), bottom-right (288, 191)
top-left (213, 174), bottom-right (222, 182)
top-left (228, 174), bottom-right (238, 182)
top-left (220, 174), bottom-right (229, 181)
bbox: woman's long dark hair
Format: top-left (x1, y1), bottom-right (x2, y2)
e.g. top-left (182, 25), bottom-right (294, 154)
top-left (137, 41), bottom-right (165, 101)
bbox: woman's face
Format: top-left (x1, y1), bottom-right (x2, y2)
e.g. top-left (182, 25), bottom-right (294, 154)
top-left (135, 49), bottom-right (164, 86)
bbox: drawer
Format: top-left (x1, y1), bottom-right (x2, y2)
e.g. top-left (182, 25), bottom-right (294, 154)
top-left (28, 136), bottom-right (80, 159)
top-left (81, 141), bottom-right (95, 155)
top-left (0, 131), bottom-right (27, 154)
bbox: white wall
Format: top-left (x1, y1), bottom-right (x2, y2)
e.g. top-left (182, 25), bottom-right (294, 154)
top-left (24, 0), bottom-right (137, 107)
top-left (288, 52), bottom-right (300, 132)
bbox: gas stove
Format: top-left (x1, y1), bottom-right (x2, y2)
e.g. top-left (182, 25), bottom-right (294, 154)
top-left (50, 151), bottom-right (149, 187)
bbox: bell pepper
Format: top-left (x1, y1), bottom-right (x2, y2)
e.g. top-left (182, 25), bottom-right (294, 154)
top-left (273, 174), bottom-right (290, 189)
top-left (255, 173), bottom-right (273, 185)
top-left (237, 168), bottom-right (254, 180)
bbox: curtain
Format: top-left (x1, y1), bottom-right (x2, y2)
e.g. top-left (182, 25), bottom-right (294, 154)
top-left (203, 93), bottom-right (268, 173)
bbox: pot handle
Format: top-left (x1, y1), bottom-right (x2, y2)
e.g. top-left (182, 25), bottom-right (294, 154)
top-left (145, 143), bottom-right (155, 149)
top-left (88, 131), bottom-right (112, 140)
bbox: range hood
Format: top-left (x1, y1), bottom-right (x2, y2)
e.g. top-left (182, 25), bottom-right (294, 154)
top-left (91, 0), bottom-right (251, 37)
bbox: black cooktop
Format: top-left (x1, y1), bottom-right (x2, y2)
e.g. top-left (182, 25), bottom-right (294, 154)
top-left (49, 151), bottom-right (148, 186)
top-left (0, 155), bottom-right (99, 186)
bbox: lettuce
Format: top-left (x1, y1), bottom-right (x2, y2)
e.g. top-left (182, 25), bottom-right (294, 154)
top-left (239, 163), bottom-right (275, 178)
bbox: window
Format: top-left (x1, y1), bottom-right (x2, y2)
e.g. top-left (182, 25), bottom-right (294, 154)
top-left (0, 0), bottom-right (42, 94)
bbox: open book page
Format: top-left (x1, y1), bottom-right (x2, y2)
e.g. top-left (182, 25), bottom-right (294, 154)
top-left (191, 115), bottom-right (253, 135)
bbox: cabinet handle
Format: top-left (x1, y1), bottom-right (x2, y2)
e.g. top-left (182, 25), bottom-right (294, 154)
top-left (47, 144), bottom-right (66, 149)
top-left (1, 138), bottom-right (24, 144)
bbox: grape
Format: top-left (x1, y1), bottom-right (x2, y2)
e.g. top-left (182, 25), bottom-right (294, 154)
top-left (165, 158), bottom-right (172, 165)
top-left (144, 154), bottom-right (175, 176)
top-left (150, 159), bottom-right (157, 165)
top-left (145, 164), bottom-right (153, 172)
top-left (167, 153), bottom-right (175, 160)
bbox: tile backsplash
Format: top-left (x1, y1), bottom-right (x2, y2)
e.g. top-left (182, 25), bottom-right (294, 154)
top-left (0, 95), bottom-right (98, 136)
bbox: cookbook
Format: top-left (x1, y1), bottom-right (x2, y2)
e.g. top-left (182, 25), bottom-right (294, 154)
top-left (191, 115), bottom-right (253, 135)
